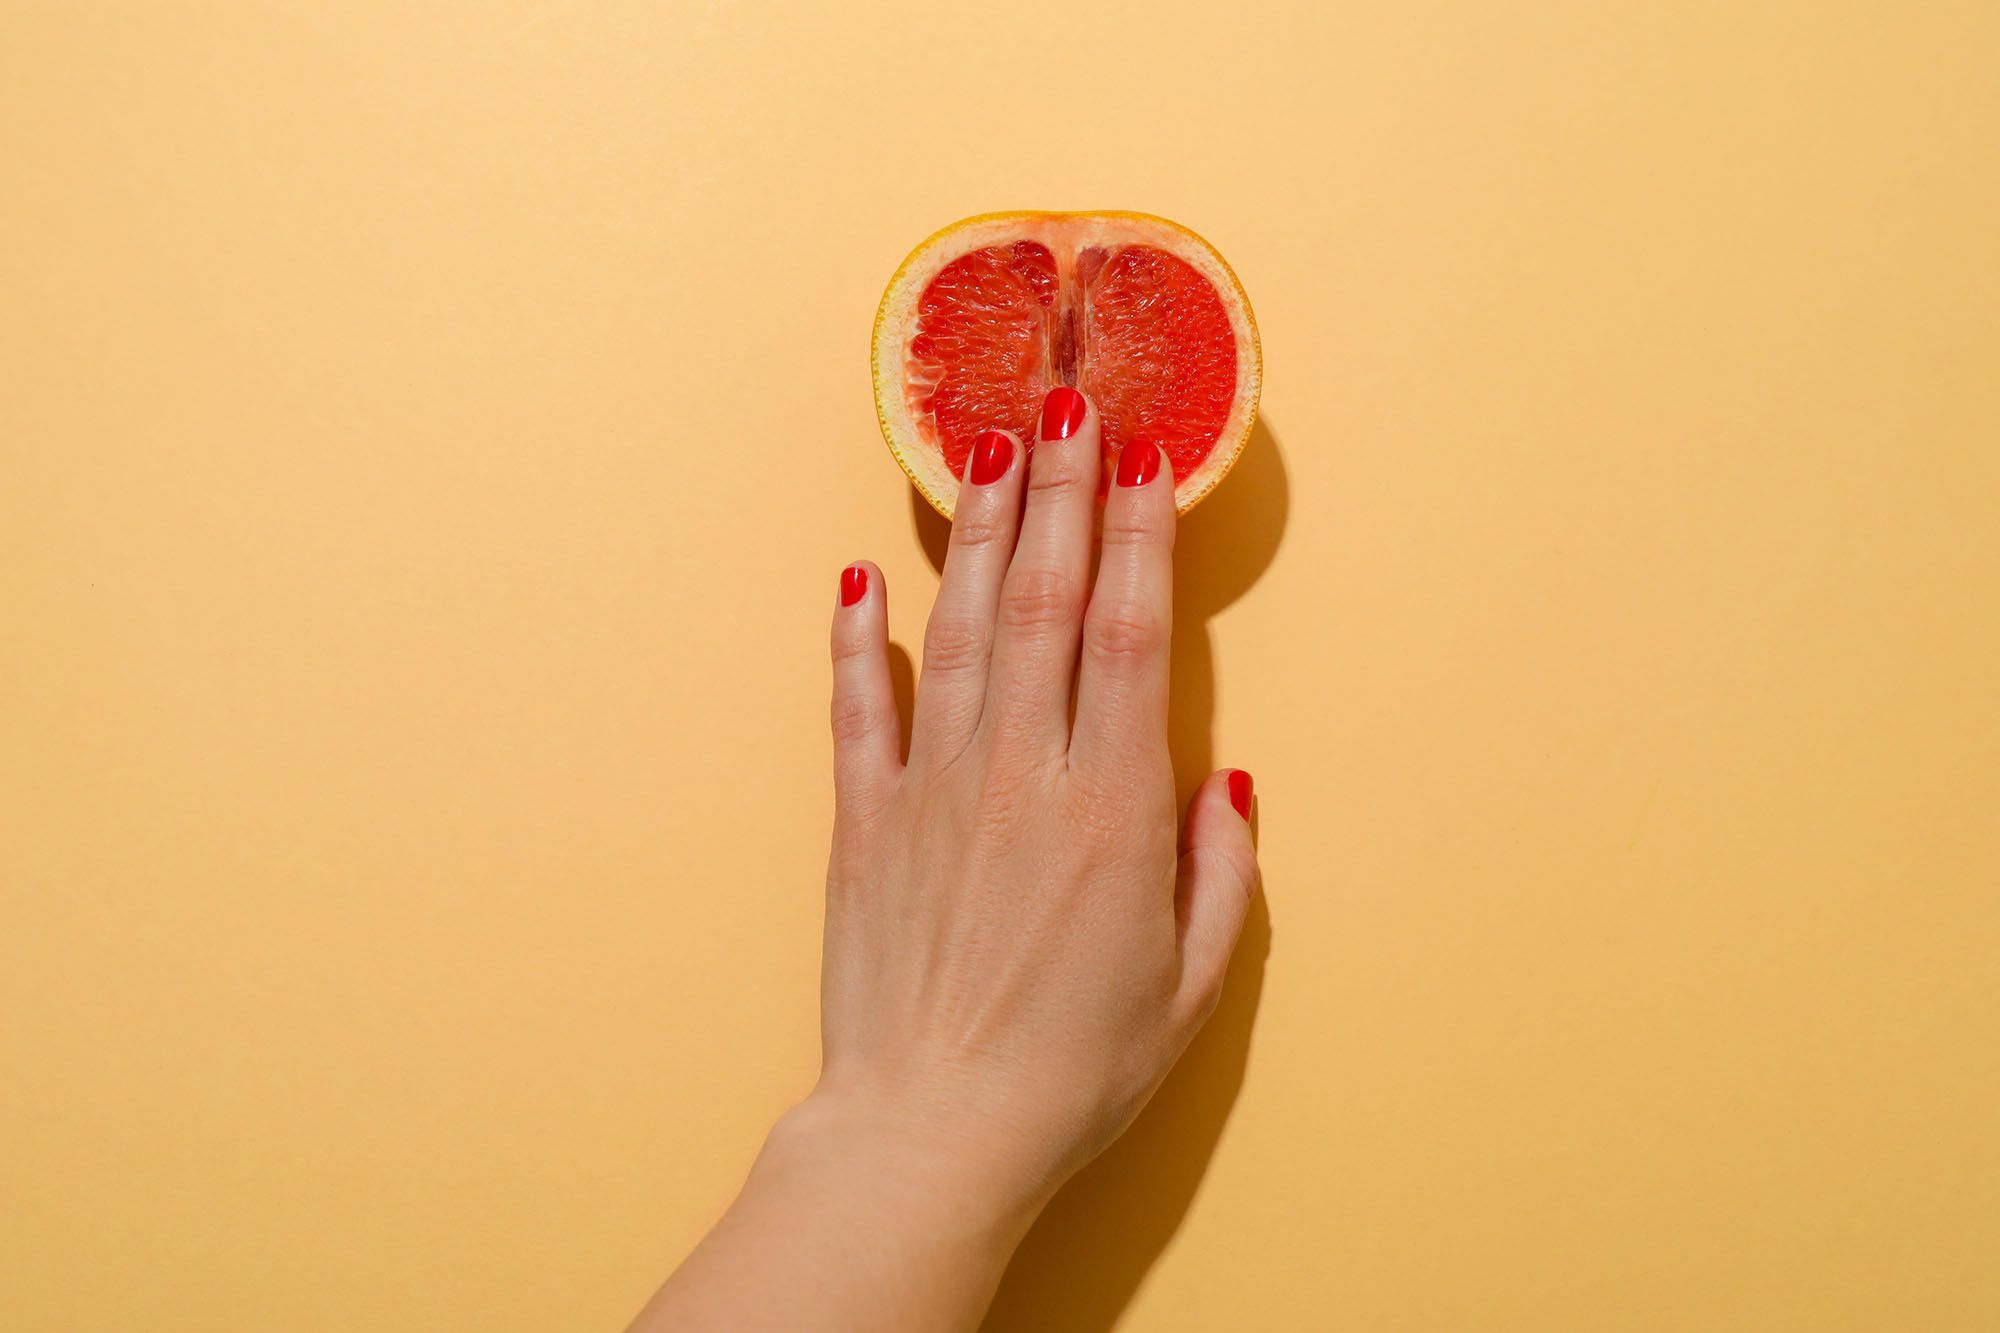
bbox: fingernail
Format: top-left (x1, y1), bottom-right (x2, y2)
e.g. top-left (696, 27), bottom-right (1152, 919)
top-left (839, 564), bottom-right (868, 607)
top-left (969, 430), bottom-right (1013, 485)
top-left (1040, 386), bottom-right (1087, 441)
top-left (1115, 440), bottom-right (1161, 488)
top-left (1227, 770), bottom-right (1254, 820)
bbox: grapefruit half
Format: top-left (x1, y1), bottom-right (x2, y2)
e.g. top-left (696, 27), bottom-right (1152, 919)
top-left (873, 211), bottom-right (1260, 518)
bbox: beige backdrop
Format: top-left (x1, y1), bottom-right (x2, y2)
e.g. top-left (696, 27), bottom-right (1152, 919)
top-left (4, 3), bottom-right (1997, 1330)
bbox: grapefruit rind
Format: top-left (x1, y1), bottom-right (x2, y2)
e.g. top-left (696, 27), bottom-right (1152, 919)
top-left (872, 211), bottom-right (1261, 520)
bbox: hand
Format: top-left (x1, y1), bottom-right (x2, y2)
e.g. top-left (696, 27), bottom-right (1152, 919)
top-left (816, 386), bottom-right (1260, 1211)
top-left (636, 387), bottom-right (1259, 1332)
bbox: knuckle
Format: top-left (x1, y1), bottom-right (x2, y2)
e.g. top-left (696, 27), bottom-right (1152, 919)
top-left (1098, 508), bottom-right (1166, 550)
top-left (980, 700), bottom-right (1055, 758)
top-left (968, 753), bottom-right (1052, 829)
top-left (1187, 841), bottom-right (1259, 895)
top-left (966, 782), bottom-right (1028, 839)
top-left (1026, 451), bottom-right (1090, 497)
top-left (829, 691), bottom-right (882, 745)
top-left (921, 615), bottom-right (989, 675)
top-left (829, 632), bottom-right (873, 665)
top-left (999, 567), bottom-right (1083, 634)
top-left (1068, 764), bottom-right (1174, 839)
top-left (949, 508), bottom-right (1010, 552)
top-left (1070, 794), bottom-right (1131, 840)
top-left (1084, 602), bottom-right (1166, 663)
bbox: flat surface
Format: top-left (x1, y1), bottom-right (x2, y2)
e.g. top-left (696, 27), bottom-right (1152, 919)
top-left (3, 3), bottom-right (1997, 1329)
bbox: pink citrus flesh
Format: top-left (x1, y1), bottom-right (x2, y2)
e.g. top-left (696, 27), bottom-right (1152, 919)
top-left (874, 212), bottom-right (1260, 517)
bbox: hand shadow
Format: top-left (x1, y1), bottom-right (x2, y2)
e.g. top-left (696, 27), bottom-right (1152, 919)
top-left (909, 420), bottom-right (1290, 1332)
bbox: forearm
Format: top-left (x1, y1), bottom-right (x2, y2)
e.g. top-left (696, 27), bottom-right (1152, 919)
top-left (632, 1093), bottom-right (1042, 1332)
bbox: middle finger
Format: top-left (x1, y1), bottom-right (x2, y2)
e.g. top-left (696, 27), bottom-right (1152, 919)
top-left (984, 386), bottom-right (1100, 755)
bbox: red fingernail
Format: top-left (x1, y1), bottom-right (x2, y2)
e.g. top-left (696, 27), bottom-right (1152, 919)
top-left (1040, 386), bottom-right (1087, 440)
top-left (969, 430), bottom-right (1013, 485)
top-left (839, 564), bottom-right (868, 607)
top-left (1115, 440), bottom-right (1161, 488)
top-left (1227, 770), bottom-right (1254, 820)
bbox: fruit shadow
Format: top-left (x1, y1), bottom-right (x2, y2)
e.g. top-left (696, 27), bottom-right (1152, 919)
top-left (907, 418), bottom-right (1288, 1332)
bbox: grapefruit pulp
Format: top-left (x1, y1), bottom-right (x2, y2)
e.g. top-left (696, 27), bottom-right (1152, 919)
top-left (873, 211), bottom-right (1260, 517)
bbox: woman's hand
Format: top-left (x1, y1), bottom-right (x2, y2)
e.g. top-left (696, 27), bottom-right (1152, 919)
top-left (636, 388), bottom-right (1258, 1332)
top-left (818, 384), bottom-right (1259, 1206)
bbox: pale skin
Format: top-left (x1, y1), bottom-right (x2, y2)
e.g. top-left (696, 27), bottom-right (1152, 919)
top-left (631, 387), bottom-right (1259, 1332)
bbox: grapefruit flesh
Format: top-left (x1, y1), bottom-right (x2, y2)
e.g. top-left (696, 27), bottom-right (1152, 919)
top-left (874, 212), bottom-right (1260, 517)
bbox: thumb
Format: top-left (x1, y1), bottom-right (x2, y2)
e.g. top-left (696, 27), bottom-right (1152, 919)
top-left (1175, 768), bottom-right (1259, 1025)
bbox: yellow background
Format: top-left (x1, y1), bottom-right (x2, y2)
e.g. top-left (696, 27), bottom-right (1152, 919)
top-left (4, 2), bottom-right (1996, 1329)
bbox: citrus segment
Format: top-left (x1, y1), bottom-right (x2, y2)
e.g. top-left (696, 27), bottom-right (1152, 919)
top-left (1081, 244), bottom-right (1239, 487)
top-left (908, 242), bottom-right (1056, 481)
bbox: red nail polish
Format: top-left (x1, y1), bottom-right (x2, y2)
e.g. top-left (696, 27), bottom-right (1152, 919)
top-left (840, 564), bottom-right (868, 607)
top-left (1115, 440), bottom-right (1161, 488)
top-left (1227, 770), bottom-right (1253, 820)
top-left (969, 430), bottom-right (1013, 485)
top-left (1040, 386), bottom-right (1087, 441)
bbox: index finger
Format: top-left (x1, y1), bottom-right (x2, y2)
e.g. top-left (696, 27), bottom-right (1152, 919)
top-left (1068, 438), bottom-right (1174, 774)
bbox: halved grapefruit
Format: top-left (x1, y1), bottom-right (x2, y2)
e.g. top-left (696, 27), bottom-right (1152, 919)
top-left (873, 211), bottom-right (1260, 518)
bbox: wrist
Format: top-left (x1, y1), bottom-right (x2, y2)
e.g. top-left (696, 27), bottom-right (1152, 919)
top-left (765, 1084), bottom-right (1052, 1248)
top-left (645, 1088), bottom-right (1045, 1331)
